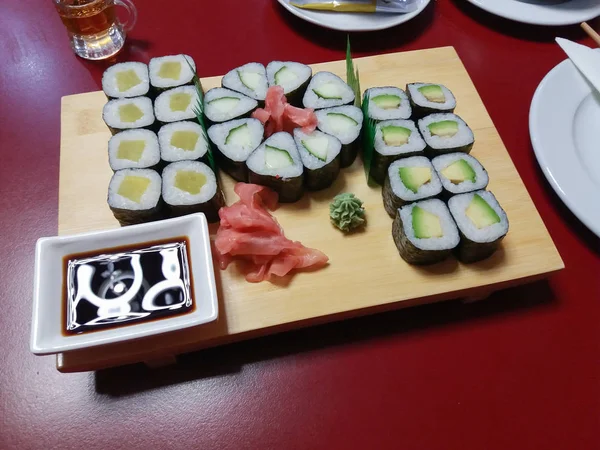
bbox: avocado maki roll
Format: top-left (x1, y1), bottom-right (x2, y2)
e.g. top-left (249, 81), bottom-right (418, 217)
top-left (448, 190), bottom-right (508, 263)
top-left (406, 83), bottom-right (456, 118)
top-left (203, 88), bottom-right (258, 125)
top-left (162, 161), bottom-right (224, 223)
top-left (431, 153), bottom-right (489, 197)
top-left (418, 113), bottom-right (474, 157)
top-left (102, 62), bottom-right (150, 99)
top-left (207, 118), bottom-right (264, 182)
top-left (102, 97), bottom-right (155, 135)
top-left (315, 105), bottom-right (363, 168)
top-left (392, 199), bottom-right (460, 265)
top-left (246, 132), bottom-right (304, 203)
top-left (108, 129), bottom-right (160, 171)
top-left (108, 168), bottom-right (164, 226)
top-left (154, 86), bottom-right (198, 124)
top-left (222, 62), bottom-right (268, 103)
top-left (302, 72), bottom-right (355, 110)
top-left (364, 87), bottom-right (411, 121)
top-left (294, 129), bottom-right (341, 191)
top-left (149, 54), bottom-right (196, 92)
top-left (266, 61), bottom-right (312, 106)
top-left (158, 121), bottom-right (209, 164)
top-left (382, 157), bottom-right (442, 218)
top-left (370, 119), bottom-right (426, 185)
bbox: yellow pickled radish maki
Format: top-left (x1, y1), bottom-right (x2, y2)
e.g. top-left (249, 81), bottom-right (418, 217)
top-left (158, 121), bottom-right (209, 163)
top-left (102, 61), bottom-right (149, 99)
top-left (154, 86), bottom-right (198, 123)
top-left (102, 97), bottom-right (155, 135)
top-left (108, 129), bottom-right (160, 171)
top-left (149, 54), bottom-right (196, 92)
top-left (108, 168), bottom-right (164, 226)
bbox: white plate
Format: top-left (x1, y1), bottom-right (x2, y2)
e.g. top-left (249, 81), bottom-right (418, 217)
top-left (30, 214), bottom-right (218, 355)
top-left (530, 52), bottom-right (600, 237)
top-left (277, 0), bottom-right (431, 32)
top-left (464, 0), bottom-right (600, 26)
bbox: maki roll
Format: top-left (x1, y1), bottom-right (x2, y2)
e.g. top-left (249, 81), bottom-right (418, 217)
top-left (222, 62), bottom-right (268, 103)
top-left (203, 88), bottom-right (258, 124)
top-left (207, 118), bottom-right (264, 181)
top-left (149, 54), bottom-right (196, 92)
top-left (102, 97), bottom-right (155, 135)
top-left (392, 199), bottom-right (460, 265)
top-left (266, 61), bottom-right (312, 105)
top-left (370, 119), bottom-right (426, 185)
top-left (108, 129), bottom-right (160, 171)
top-left (364, 87), bottom-right (411, 121)
top-left (418, 113), bottom-right (474, 157)
top-left (406, 83), bottom-right (456, 118)
top-left (382, 157), bottom-right (442, 218)
top-left (154, 86), bottom-right (198, 124)
top-left (432, 153), bottom-right (489, 197)
top-left (448, 190), bottom-right (509, 263)
top-left (102, 62), bottom-right (149, 99)
top-left (315, 105), bottom-right (363, 168)
top-left (302, 72), bottom-right (355, 110)
top-left (108, 168), bottom-right (164, 226)
top-left (158, 121), bottom-right (209, 164)
top-left (293, 128), bottom-right (341, 191)
top-left (162, 161), bottom-right (224, 223)
top-left (246, 132), bottom-right (304, 203)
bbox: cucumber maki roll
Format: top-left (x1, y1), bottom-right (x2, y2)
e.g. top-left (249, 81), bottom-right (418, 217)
top-left (370, 119), bottom-right (426, 185)
top-left (302, 72), bottom-right (355, 110)
top-left (406, 83), bottom-right (456, 118)
top-left (207, 118), bottom-right (264, 182)
top-left (315, 105), bottom-right (363, 168)
top-left (158, 121), bottom-right (209, 164)
top-left (392, 199), bottom-right (460, 265)
top-left (108, 169), bottom-right (164, 226)
top-left (431, 153), bottom-right (489, 197)
top-left (364, 87), bottom-right (411, 121)
top-left (102, 62), bottom-right (149, 99)
top-left (266, 61), bottom-right (312, 106)
top-left (222, 62), bottom-right (268, 103)
top-left (102, 97), bottom-right (155, 135)
top-left (154, 86), bottom-right (198, 124)
top-left (448, 190), bottom-right (509, 263)
top-left (149, 54), bottom-right (196, 92)
top-left (418, 113), bottom-right (474, 157)
top-left (162, 161), bottom-right (224, 223)
top-left (246, 132), bottom-right (304, 203)
top-left (293, 129), bottom-right (341, 191)
top-left (108, 129), bottom-right (160, 171)
top-left (203, 88), bottom-right (258, 125)
top-left (382, 157), bottom-right (442, 218)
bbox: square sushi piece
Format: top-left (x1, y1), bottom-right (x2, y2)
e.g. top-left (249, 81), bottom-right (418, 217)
top-left (158, 121), bottom-right (209, 163)
top-left (364, 87), bottom-right (411, 121)
top-left (154, 86), bottom-right (199, 123)
top-left (102, 61), bottom-right (150, 99)
top-left (149, 54), bottom-right (196, 91)
top-left (431, 153), bottom-right (489, 197)
top-left (392, 199), bottom-right (460, 265)
top-left (406, 83), bottom-right (456, 118)
top-left (102, 97), bottom-right (155, 135)
top-left (108, 168), bottom-right (164, 226)
top-left (418, 113), bottom-right (474, 157)
top-left (108, 129), bottom-right (160, 171)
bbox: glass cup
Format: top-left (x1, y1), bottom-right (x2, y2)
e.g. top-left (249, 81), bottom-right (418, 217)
top-left (53, 0), bottom-right (137, 60)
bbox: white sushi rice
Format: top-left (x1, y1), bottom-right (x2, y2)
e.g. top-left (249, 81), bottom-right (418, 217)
top-left (448, 190), bottom-right (509, 243)
top-left (246, 132), bottom-right (303, 178)
top-left (365, 87), bottom-right (411, 120)
top-left (315, 105), bottom-right (363, 144)
top-left (102, 97), bottom-right (155, 130)
top-left (222, 62), bottom-right (268, 101)
top-left (158, 121), bottom-right (208, 162)
top-left (431, 153), bottom-right (489, 194)
top-left (399, 199), bottom-right (459, 251)
top-left (207, 118), bottom-right (264, 162)
top-left (407, 83), bottom-right (456, 111)
top-left (149, 54), bottom-right (196, 89)
top-left (102, 62), bottom-right (149, 98)
top-left (266, 61), bottom-right (312, 94)
top-left (293, 129), bottom-right (341, 169)
top-left (203, 88), bottom-right (258, 123)
top-left (418, 113), bottom-right (474, 150)
top-left (108, 169), bottom-right (161, 210)
top-left (108, 129), bottom-right (160, 170)
top-left (388, 157), bottom-right (442, 202)
top-left (154, 86), bottom-right (198, 123)
top-left (162, 161), bottom-right (217, 206)
top-left (374, 119), bottom-right (426, 156)
top-left (302, 72), bottom-right (355, 110)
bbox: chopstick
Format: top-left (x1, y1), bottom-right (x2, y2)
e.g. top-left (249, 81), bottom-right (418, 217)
top-left (581, 22), bottom-right (600, 47)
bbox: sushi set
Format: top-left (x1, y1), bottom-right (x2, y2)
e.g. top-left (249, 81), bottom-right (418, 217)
top-left (52, 46), bottom-right (562, 372)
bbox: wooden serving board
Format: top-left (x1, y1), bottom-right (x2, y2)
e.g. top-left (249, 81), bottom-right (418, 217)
top-left (56, 47), bottom-right (563, 372)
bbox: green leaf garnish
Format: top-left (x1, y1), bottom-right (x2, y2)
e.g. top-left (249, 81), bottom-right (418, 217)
top-left (361, 91), bottom-right (377, 185)
top-left (346, 35), bottom-right (361, 108)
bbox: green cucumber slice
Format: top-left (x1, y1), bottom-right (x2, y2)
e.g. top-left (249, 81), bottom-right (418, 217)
top-left (225, 123), bottom-right (252, 147)
top-left (265, 145), bottom-right (293, 169)
top-left (301, 135), bottom-right (329, 161)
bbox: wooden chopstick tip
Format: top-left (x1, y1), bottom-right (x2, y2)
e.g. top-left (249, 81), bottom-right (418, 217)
top-left (581, 22), bottom-right (600, 47)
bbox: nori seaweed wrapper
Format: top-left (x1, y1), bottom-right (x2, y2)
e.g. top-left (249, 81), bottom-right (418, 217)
top-left (247, 171), bottom-right (304, 203)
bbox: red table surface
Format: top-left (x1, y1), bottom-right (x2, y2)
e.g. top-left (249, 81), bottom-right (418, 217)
top-left (2, 1), bottom-right (600, 449)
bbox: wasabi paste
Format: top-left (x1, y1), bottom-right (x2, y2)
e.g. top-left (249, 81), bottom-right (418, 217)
top-left (329, 193), bottom-right (366, 232)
